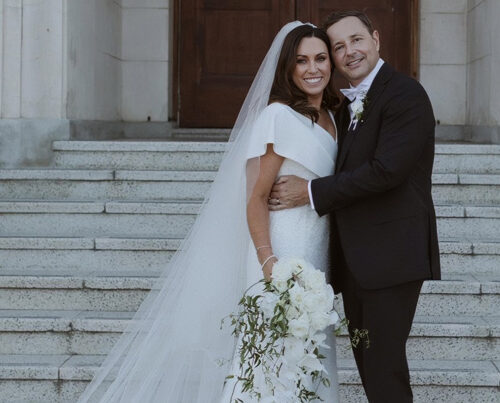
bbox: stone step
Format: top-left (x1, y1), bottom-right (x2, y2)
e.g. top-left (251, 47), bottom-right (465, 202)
top-left (435, 205), bottom-right (500, 239)
top-left (0, 355), bottom-right (496, 402)
top-left (1, 201), bottom-right (498, 239)
top-left (0, 237), bottom-right (180, 274)
top-left (0, 275), bottom-right (496, 315)
top-left (433, 144), bottom-right (500, 174)
top-left (0, 169), bottom-right (215, 200)
top-left (0, 169), bottom-right (499, 204)
top-left (440, 239), bottom-right (500, 275)
top-left (52, 141), bottom-right (500, 174)
top-left (0, 309), bottom-right (497, 361)
top-left (336, 314), bottom-right (500, 361)
top-left (431, 173), bottom-right (500, 204)
top-left (0, 200), bottom-right (198, 238)
top-left (0, 237), bottom-right (498, 276)
top-left (52, 141), bottom-right (226, 171)
top-left (336, 359), bottom-right (500, 403)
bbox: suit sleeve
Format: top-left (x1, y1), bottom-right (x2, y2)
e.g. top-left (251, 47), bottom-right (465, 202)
top-left (311, 84), bottom-right (435, 216)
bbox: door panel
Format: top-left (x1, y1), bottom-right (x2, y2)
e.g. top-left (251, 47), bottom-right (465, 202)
top-left (179, 0), bottom-right (295, 127)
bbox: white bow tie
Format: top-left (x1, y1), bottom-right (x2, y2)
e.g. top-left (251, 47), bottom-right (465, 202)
top-left (340, 87), bottom-right (365, 102)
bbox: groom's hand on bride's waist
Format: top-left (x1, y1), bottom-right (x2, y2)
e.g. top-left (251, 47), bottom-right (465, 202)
top-left (268, 175), bottom-right (309, 211)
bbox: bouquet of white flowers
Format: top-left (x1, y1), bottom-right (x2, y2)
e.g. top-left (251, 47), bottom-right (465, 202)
top-left (224, 257), bottom-right (343, 402)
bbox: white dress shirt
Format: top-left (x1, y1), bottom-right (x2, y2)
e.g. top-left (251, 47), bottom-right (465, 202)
top-left (307, 58), bottom-right (385, 210)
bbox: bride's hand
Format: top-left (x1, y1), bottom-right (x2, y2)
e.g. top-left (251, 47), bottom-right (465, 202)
top-left (262, 256), bottom-right (278, 282)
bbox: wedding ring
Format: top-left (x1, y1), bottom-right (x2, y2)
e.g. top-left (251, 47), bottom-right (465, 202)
top-left (276, 198), bottom-right (280, 205)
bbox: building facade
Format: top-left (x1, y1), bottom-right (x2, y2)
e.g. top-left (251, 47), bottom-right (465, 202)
top-left (0, 0), bottom-right (498, 168)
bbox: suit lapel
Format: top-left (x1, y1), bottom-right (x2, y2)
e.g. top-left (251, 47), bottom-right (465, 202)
top-left (334, 100), bottom-right (350, 174)
top-left (336, 63), bottom-right (394, 172)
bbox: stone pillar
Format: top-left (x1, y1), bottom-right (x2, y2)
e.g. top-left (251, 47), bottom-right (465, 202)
top-left (121, 0), bottom-right (169, 122)
top-left (0, 0), bottom-right (69, 167)
top-left (66, 0), bottom-right (122, 121)
top-left (22, 0), bottom-right (65, 118)
top-left (1, 0), bottom-right (23, 118)
top-left (419, 0), bottom-right (468, 141)
top-left (466, 0), bottom-right (500, 143)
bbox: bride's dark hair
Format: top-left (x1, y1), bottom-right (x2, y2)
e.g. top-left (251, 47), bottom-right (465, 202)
top-left (269, 24), bottom-right (340, 122)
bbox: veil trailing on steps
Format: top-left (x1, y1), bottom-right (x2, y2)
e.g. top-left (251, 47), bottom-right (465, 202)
top-left (77, 21), bottom-right (308, 403)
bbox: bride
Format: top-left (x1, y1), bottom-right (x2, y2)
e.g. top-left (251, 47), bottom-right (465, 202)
top-left (78, 21), bottom-right (339, 403)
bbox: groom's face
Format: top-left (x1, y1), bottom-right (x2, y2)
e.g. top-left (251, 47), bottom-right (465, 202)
top-left (326, 16), bottom-right (380, 87)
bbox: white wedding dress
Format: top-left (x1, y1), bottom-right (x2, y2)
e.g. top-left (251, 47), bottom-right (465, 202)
top-left (221, 102), bottom-right (340, 402)
top-left (77, 22), bottom-right (339, 403)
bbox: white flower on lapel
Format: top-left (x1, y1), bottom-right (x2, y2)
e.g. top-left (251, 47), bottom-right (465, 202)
top-left (351, 91), bottom-right (367, 122)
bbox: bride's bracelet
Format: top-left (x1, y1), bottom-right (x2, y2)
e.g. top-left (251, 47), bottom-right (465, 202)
top-left (261, 254), bottom-right (277, 270)
top-left (256, 245), bottom-right (272, 251)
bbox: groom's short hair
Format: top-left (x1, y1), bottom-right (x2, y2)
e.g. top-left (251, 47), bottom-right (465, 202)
top-left (323, 10), bottom-right (375, 35)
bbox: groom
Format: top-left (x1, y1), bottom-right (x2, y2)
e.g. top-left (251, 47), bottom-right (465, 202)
top-left (269, 10), bottom-right (440, 403)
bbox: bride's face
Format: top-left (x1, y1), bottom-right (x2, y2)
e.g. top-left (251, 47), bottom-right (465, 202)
top-left (292, 37), bottom-right (331, 103)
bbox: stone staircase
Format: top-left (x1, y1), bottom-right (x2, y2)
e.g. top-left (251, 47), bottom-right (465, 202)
top-left (0, 141), bottom-right (498, 402)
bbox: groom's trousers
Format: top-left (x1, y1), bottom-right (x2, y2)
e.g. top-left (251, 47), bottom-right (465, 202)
top-left (341, 267), bottom-right (423, 403)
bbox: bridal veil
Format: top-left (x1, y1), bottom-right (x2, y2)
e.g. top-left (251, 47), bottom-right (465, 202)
top-left (77, 21), bottom-right (308, 402)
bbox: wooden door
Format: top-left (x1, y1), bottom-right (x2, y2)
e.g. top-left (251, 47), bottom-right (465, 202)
top-left (178, 0), bottom-right (295, 127)
top-left (177, 0), bottom-right (418, 128)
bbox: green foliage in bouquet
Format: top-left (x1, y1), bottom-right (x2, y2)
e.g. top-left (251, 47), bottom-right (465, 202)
top-left (222, 258), bottom-right (370, 402)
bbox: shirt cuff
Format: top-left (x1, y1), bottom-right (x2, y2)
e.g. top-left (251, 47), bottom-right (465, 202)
top-left (308, 180), bottom-right (315, 210)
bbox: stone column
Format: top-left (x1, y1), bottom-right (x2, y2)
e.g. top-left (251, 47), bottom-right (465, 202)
top-left (466, 0), bottom-right (500, 143)
top-left (121, 0), bottom-right (169, 122)
top-left (0, 0), bottom-right (69, 167)
top-left (1, 0), bottom-right (23, 118)
top-left (419, 0), bottom-right (468, 141)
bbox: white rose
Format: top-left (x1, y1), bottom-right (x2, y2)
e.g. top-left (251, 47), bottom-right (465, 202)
top-left (302, 269), bottom-right (326, 291)
top-left (302, 288), bottom-right (333, 314)
top-left (288, 282), bottom-right (306, 309)
top-left (271, 259), bottom-right (295, 283)
top-left (323, 286), bottom-right (335, 310)
top-left (351, 91), bottom-right (367, 120)
top-left (288, 313), bottom-right (310, 339)
top-left (351, 97), bottom-right (364, 115)
top-left (302, 290), bottom-right (321, 313)
top-left (283, 337), bottom-right (306, 365)
top-left (309, 311), bottom-right (332, 331)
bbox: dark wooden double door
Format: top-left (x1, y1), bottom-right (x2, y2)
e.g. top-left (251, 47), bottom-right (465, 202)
top-left (178, 0), bottom-right (418, 128)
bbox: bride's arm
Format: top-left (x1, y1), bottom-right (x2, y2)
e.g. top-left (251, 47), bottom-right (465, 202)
top-left (247, 144), bottom-right (284, 281)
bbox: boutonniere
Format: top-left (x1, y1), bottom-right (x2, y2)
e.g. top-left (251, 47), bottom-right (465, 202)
top-left (351, 91), bottom-right (369, 123)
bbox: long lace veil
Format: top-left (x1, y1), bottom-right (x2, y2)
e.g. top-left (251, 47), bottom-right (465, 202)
top-left (77, 21), bottom-right (307, 403)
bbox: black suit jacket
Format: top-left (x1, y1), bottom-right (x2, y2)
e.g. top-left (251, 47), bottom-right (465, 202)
top-left (311, 63), bottom-right (441, 291)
